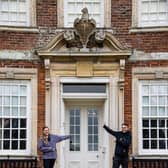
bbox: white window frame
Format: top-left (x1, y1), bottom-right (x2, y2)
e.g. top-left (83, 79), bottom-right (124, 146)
top-left (0, 68), bottom-right (37, 156)
top-left (139, 80), bottom-right (168, 155)
top-left (0, 80), bottom-right (31, 155)
top-left (57, 0), bottom-right (111, 28)
top-left (132, 0), bottom-right (168, 28)
top-left (0, 0), bottom-right (36, 27)
top-left (61, 77), bottom-right (108, 99)
top-left (64, 0), bottom-right (104, 27)
top-left (132, 67), bottom-right (168, 156)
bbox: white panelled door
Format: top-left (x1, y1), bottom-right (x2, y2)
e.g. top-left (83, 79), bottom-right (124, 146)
top-left (65, 104), bottom-right (104, 168)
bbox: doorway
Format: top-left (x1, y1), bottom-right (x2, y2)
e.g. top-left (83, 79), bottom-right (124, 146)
top-left (64, 102), bottom-right (105, 168)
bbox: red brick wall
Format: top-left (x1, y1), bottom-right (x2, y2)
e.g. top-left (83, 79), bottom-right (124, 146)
top-left (0, 32), bottom-right (38, 50)
top-left (36, 0), bottom-right (57, 27)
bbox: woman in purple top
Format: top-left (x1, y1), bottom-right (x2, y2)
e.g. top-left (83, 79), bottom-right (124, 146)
top-left (38, 126), bottom-right (70, 168)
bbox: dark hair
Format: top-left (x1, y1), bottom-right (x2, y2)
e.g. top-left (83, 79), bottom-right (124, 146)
top-left (42, 126), bottom-right (49, 131)
top-left (122, 123), bottom-right (128, 127)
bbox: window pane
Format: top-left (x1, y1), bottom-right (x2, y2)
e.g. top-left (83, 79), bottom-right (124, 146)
top-left (63, 84), bottom-right (106, 93)
top-left (143, 129), bottom-right (149, 138)
top-left (12, 96), bottom-right (18, 105)
top-left (4, 119), bottom-right (10, 128)
top-left (0, 96), bottom-right (2, 105)
top-left (151, 107), bottom-right (157, 116)
top-left (150, 96), bottom-right (157, 105)
top-left (143, 96), bottom-right (149, 105)
top-left (159, 140), bottom-right (166, 149)
top-left (0, 119), bottom-right (2, 128)
top-left (143, 140), bottom-right (149, 149)
top-left (20, 119), bottom-right (26, 128)
top-left (12, 140), bottom-right (18, 149)
top-left (159, 120), bottom-right (165, 127)
top-left (159, 96), bottom-right (166, 105)
top-left (20, 140), bottom-right (26, 149)
top-left (0, 129), bottom-right (2, 139)
top-left (4, 130), bottom-right (10, 138)
top-left (151, 129), bottom-right (157, 138)
top-left (143, 120), bottom-right (149, 127)
top-left (151, 140), bottom-right (157, 149)
top-left (12, 107), bottom-right (18, 116)
top-left (159, 129), bottom-right (165, 138)
top-left (0, 140), bottom-right (2, 149)
top-left (12, 130), bottom-right (18, 138)
top-left (20, 107), bottom-right (26, 116)
top-left (12, 86), bottom-right (18, 95)
top-left (142, 107), bottom-right (149, 116)
top-left (4, 86), bottom-right (10, 95)
top-left (20, 86), bottom-right (27, 95)
top-left (69, 108), bottom-right (80, 151)
top-left (159, 86), bottom-right (167, 94)
top-left (65, 0), bottom-right (103, 27)
top-left (4, 96), bottom-right (10, 105)
top-left (4, 107), bottom-right (10, 116)
top-left (151, 120), bottom-right (157, 127)
top-left (88, 108), bottom-right (99, 151)
top-left (20, 130), bottom-right (26, 138)
top-left (3, 140), bottom-right (10, 149)
top-left (20, 96), bottom-right (26, 105)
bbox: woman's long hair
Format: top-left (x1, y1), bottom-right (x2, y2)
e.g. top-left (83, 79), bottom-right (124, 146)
top-left (42, 126), bottom-right (50, 144)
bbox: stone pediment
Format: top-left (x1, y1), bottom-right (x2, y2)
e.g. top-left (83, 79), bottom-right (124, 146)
top-left (37, 8), bottom-right (131, 59)
top-left (37, 31), bottom-right (131, 58)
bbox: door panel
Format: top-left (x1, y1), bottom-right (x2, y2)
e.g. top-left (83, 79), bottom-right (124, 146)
top-left (69, 161), bottom-right (80, 168)
top-left (65, 103), bottom-right (103, 168)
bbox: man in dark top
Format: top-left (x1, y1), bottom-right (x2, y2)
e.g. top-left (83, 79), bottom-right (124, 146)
top-left (103, 123), bottom-right (131, 168)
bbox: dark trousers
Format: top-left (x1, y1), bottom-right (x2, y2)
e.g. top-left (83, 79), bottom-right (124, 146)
top-left (112, 155), bottom-right (128, 168)
top-left (43, 159), bottom-right (56, 168)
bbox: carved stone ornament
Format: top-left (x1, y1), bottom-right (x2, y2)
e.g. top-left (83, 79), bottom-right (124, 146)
top-left (63, 7), bottom-right (105, 49)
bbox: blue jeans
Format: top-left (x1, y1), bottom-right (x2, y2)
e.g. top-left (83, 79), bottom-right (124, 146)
top-left (112, 155), bottom-right (128, 168)
top-left (43, 159), bottom-right (56, 168)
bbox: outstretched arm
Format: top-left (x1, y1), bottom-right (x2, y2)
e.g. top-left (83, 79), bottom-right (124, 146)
top-left (55, 135), bottom-right (70, 143)
top-left (103, 124), bottom-right (118, 137)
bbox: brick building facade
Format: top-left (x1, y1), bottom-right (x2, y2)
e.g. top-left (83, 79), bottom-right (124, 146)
top-left (0, 0), bottom-right (168, 168)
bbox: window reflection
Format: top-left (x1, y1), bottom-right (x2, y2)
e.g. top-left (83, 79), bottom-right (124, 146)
top-left (20, 140), bottom-right (26, 149)
top-left (88, 108), bottom-right (99, 151)
top-left (63, 84), bottom-right (106, 93)
top-left (12, 119), bottom-right (18, 128)
top-left (69, 108), bottom-right (80, 151)
top-left (20, 130), bottom-right (26, 138)
top-left (12, 140), bottom-right (18, 149)
top-left (12, 130), bottom-right (18, 138)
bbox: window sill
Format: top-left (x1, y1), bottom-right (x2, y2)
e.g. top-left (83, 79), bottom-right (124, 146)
top-left (131, 155), bottom-right (168, 159)
top-left (129, 26), bottom-right (168, 33)
top-left (0, 155), bottom-right (37, 159)
top-left (0, 26), bottom-right (39, 33)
